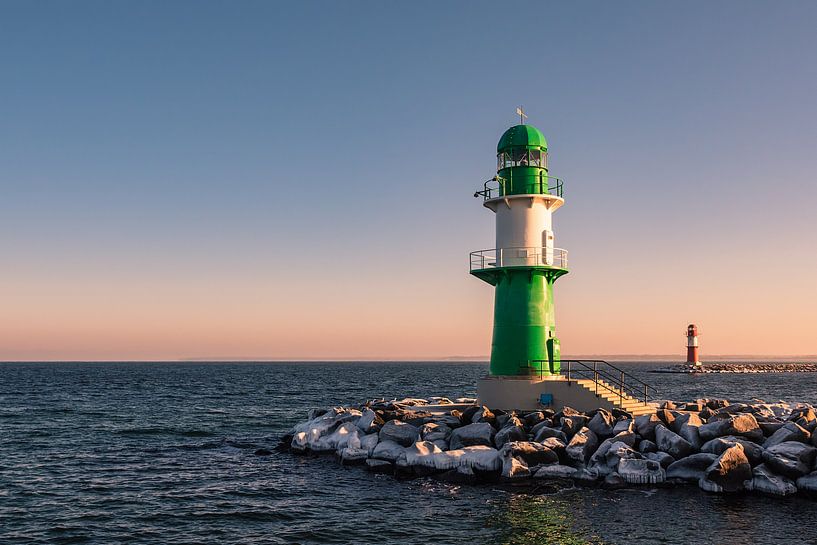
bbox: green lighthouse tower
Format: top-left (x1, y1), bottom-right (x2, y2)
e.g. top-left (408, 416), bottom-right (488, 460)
top-left (471, 120), bottom-right (568, 380)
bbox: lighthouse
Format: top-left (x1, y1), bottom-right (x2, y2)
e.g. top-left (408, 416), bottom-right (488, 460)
top-left (471, 118), bottom-right (569, 409)
top-left (469, 116), bottom-right (655, 413)
top-left (686, 324), bottom-right (702, 369)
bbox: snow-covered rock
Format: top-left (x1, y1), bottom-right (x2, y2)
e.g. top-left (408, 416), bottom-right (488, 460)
top-left (533, 425), bottom-right (567, 444)
top-left (762, 441), bottom-right (817, 479)
top-left (763, 422), bottom-right (810, 449)
top-left (566, 427), bottom-right (599, 464)
top-left (503, 441), bottom-right (559, 466)
top-left (379, 420), bottom-right (420, 447)
top-left (796, 470), bottom-right (817, 492)
top-left (644, 451), bottom-right (674, 468)
top-left (534, 464), bottom-right (577, 479)
top-left (699, 444), bottom-right (752, 493)
top-left (655, 424), bottom-right (694, 459)
top-left (587, 409), bottom-right (615, 439)
top-left (635, 414), bottom-right (662, 441)
top-left (339, 447), bottom-right (368, 465)
top-left (356, 408), bottom-right (380, 433)
top-left (618, 458), bottom-right (665, 484)
top-left (746, 464), bottom-right (797, 496)
top-left (666, 453), bottom-right (718, 482)
top-left (371, 439), bottom-right (406, 462)
top-left (701, 436), bottom-right (763, 466)
top-left (494, 424), bottom-right (526, 448)
top-left (360, 432), bottom-right (379, 455)
top-left (449, 422), bottom-right (495, 450)
top-left (699, 413), bottom-right (763, 442)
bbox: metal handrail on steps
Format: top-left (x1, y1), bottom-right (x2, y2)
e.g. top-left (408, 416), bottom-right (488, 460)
top-left (522, 359), bottom-right (658, 409)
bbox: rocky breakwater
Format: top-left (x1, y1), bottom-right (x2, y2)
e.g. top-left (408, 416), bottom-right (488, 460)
top-left (279, 397), bottom-right (817, 498)
top-left (653, 362), bottom-right (817, 374)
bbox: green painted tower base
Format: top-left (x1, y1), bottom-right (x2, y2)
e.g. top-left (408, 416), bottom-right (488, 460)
top-left (480, 267), bottom-right (567, 376)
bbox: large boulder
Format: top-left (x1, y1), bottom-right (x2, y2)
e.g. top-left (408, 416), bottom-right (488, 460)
top-left (360, 432), bottom-right (379, 455)
top-left (311, 422), bottom-right (361, 453)
top-left (457, 445), bottom-right (503, 472)
top-left (669, 412), bottom-right (703, 434)
top-left (470, 406), bottom-right (496, 426)
top-left (402, 440), bottom-right (444, 473)
top-left (763, 422), bottom-right (810, 449)
top-left (655, 424), bottom-right (694, 459)
top-left (701, 436), bottom-right (764, 466)
top-left (421, 422), bottom-right (452, 442)
top-left (494, 424), bottom-right (527, 448)
top-left (666, 453), bottom-right (718, 482)
top-left (617, 458), bottom-right (665, 484)
top-left (796, 470), bottom-right (817, 492)
top-left (357, 408), bottom-right (383, 433)
top-left (379, 420), bottom-right (420, 447)
top-left (678, 423), bottom-right (703, 450)
top-left (645, 451), bottom-right (674, 469)
top-left (638, 439), bottom-right (658, 454)
top-left (449, 422), bottom-right (495, 450)
top-left (587, 409), bottom-right (616, 439)
top-left (561, 415), bottom-right (590, 438)
top-left (566, 427), bottom-right (599, 464)
top-left (293, 407), bottom-right (361, 435)
top-left (588, 431), bottom-right (637, 473)
top-left (635, 413), bottom-right (662, 441)
top-left (612, 418), bottom-right (633, 435)
top-left (789, 407), bottom-right (817, 432)
top-left (699, 444), bottom-right (752, 493)
top-left (523, 411), bottom-right (546, 429)
top-left (655, 409), bottom-right (677, 428)
top-left (539, 436), bottom-right (568, 464)
top-left (533, 425), bottom-right (567, 444)
top-left (371, 439), bottom-right (406, 462)
top-left (338, 446), bottom-right (368, 465)
top-left (534, 464), bottom-right (577, 479)
top-left (698, 413), bottom-right (763, 443)
top-left (589, 441), bottom-right (641, 477)
top-left (500, 454), bottom-right (531, 480)
top-left (747, 464), bottom-right (797, 496)
top-left (762, 441), bottom-right (817, 479)
top-left (504, 441), bottom-right (559, 466)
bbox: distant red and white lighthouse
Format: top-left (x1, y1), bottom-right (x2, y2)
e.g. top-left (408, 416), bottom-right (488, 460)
top-left (686, 324), bottom-right (701, 368)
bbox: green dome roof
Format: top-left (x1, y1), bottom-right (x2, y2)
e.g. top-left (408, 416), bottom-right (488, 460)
top-left (497, 124), bottom-right (548, 153)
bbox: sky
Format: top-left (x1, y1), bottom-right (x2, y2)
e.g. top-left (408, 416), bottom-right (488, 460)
top-left (1, 1), bottom-right (816, 361)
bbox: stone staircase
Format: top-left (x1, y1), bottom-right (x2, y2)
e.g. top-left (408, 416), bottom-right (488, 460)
top-left (574, 378), bottom-right (657, 416)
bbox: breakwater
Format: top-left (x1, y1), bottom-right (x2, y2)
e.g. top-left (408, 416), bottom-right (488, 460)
top-left (652, 362), bottom-right (817, 374)
top-left (282, 396), bottom-right (817, 497)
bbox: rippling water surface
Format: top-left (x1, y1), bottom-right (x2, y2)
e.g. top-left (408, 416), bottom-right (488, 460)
top-left (2, 361), bottom-right (817, 545)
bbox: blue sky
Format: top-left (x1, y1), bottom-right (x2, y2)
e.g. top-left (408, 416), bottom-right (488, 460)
top-left (2, 1), bottom-right (816, 359)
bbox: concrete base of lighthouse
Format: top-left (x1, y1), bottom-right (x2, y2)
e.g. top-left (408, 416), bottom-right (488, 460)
top-left (477, 375), bottom-right (655, 414)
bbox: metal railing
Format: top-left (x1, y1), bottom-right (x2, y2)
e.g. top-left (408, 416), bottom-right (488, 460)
top-left (522, 359), bottom-right (658, 407)
top-left (470, 247), bottom-right (568, 271)
top-left (474, 176), bottom-right (564, 201)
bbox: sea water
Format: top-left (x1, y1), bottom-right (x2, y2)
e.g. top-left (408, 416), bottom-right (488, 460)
top-left (2, 361), bottom-right (816, 545)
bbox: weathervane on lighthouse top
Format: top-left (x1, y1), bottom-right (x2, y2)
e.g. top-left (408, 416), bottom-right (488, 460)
top-left (516, 106), bottom-right (527, 124)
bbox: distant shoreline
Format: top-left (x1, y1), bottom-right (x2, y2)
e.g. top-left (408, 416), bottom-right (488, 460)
top-left (2, 356), bottom-right (817, 364)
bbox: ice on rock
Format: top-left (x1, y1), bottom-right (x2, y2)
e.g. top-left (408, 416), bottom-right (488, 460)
top-left (617, 458), bottom-right (665, 484)
top-left (746, 464), bottom-right (797, 496)
top-left (534, 464), bottom-right (578, 479)
top-left (339, 447), bottom-right (369, 465)
top-left (308, 422), bottom-right (361, 453)
top-left (371, 439), bottom-right (406, 462)
top-left (293, 408), bottom-right (361, 435)
top-left (360, 433), bottom-right (379, 455)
